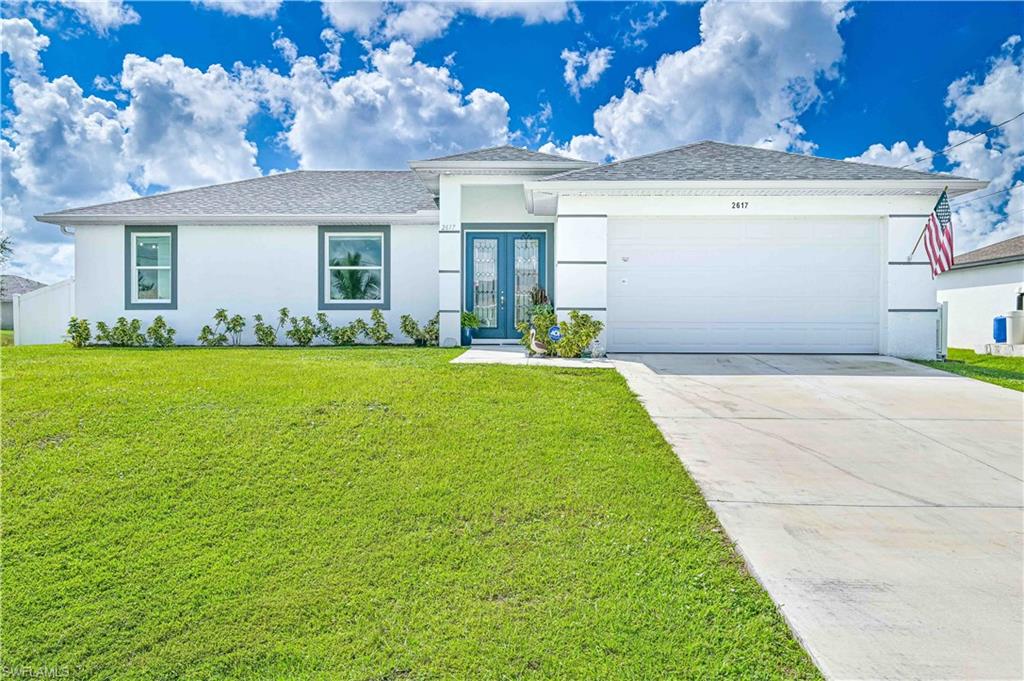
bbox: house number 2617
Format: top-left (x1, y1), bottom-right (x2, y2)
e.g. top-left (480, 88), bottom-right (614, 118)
top-left (731, 201), bottom-right (749, 209)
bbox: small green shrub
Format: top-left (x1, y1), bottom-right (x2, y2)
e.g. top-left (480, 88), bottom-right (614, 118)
top-left (95, 317), bottom-right (145, 347)
top-left (285, 315), bottom-right (317, 346)
top-left (400, 314), bottom-right (421, 342)
top-left (253, 308), bottom-right (289, 346)
top-left (516, 304), bottom-right (556, 356)
top-left (145, 316), bottom-right (176, 347)
top-left (198, 309), bottom-right (230, 347)
top-left (65, 317), bottom-right (91, 348)
top-left (422, 313), bottom-right (439, 346)
top-left (551, 310), bottom-right (604, 358)
top-left (326, 318), bottom-right (367, 345)
top-left (366, 309), bottom-right (392, 345)
top-left (399, 313), bottom-right (439, 346)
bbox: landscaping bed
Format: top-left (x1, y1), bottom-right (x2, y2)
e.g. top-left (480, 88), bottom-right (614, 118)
top-left (2, 346), bottom-right (819, 679)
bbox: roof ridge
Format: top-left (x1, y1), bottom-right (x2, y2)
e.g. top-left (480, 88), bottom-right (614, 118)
top-left (540, 140), bottom-right (710, 181)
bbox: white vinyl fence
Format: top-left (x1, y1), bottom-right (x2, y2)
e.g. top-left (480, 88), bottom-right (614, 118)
top-left (14, 278), bottom-right (74, 345)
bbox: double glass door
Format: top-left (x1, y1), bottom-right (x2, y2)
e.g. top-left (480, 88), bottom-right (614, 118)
top-left (465, 231), bottom-right (547, 339)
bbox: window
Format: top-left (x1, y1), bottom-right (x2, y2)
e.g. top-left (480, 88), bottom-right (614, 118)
top-left (125, 226), bottom-right (176, 309)
top-left (318, 226), bottom-right (390, 310)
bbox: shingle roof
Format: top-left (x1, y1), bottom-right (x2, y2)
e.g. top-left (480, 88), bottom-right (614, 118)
top-left (39, 171), bottom-right (438, 219)
top-left (416, 145), bottom-right (580, 163)
top-left (954, 234), bottom-right (1024, 267)
top-left (540, 140), bottom-right (971, 182)
top-left (1, 275), bottom-right (45, 302)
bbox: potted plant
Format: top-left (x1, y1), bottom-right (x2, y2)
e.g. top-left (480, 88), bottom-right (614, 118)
top-left (461, 310), bottom-right (481, 346)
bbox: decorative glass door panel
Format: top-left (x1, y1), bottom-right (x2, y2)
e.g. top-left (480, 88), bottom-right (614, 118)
top-left (465, 231), bottom-right (546, 339)
top-left (472, 238), bottom-right (499, 329)
top-left (513, 238), bottom-right (540, 327)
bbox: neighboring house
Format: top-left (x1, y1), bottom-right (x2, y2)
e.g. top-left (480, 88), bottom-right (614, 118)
top-left (937, 235), bottom-right (1024, 348)
top-left (35, 141), bottom-right (986, 357)
top-left (0, 274), bottom-right (45, 330)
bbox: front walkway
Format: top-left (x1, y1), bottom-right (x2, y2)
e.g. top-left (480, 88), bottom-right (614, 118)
top-left (451, 345), bottom-right (614, 369)
top-left (612, 354), bottom-right (1023, 680)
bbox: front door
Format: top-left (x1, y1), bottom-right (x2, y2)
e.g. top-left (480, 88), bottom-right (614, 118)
top-left (465, 231), bottom-right (547, 339)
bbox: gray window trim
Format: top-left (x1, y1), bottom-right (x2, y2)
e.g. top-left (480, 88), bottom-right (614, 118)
top-left (125, 225), bottom-right (177, 310)
top-left (318, 225), bottom-right (391, 311)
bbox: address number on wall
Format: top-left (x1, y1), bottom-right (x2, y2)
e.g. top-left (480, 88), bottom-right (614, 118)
top-left (731, 201), bottom-right (749, 209)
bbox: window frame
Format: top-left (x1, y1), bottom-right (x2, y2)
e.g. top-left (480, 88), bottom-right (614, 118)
top-left (318, 225), bottom-right (390, 311)
top-left (125, 225), bottom-right (177, 310)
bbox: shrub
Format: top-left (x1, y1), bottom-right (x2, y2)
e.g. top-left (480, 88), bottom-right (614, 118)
top-left (422, 314), bottom-right (439, 346)
top-left (366, 309), bottom-right (392, 345)
top-left (253, 308), bottom-right (289, 346)
top-left (326, 318), bottom-right (367, 345)
top-left (66, 317), bottom-right (91, 348)
top-left (145, 316), bottom-right (176, 347)
top-left (399, 313), bottom-right (439, 346)
top-left (96, 317), bottom-right (145, 347)
top-left (551, 310), bottom-right (604, 358)
top-left (515, 304), bottom-right (557, 356)
top-left (399, 314), bottom-right (421, 342)
top-left (198, 309), bottom-right (230, 347)
top-left (285, 315), bottom-right (317, 346)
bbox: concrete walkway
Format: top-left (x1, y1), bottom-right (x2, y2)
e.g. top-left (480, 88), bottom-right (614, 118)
top-left (452, 345), bottom-right (614, 369)
top-left (612, 354), bottom-right (1023, 680)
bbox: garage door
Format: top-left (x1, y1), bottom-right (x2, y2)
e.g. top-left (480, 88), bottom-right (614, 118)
top-left (607, 217), bottom-right (881, 353)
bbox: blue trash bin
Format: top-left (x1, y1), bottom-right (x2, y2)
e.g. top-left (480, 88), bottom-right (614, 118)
top-left (993, 316), bottom-right (1007, 343)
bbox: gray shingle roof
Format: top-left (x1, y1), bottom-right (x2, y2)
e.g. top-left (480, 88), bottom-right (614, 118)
top-left (954, 234), bottom-right (1024, 267)
top-left (40, 171), bottom-right (437, 219)
top-left (416, 145), bottom-right (580, 163)
top-left (540, 141), bottom-right (971, 182)
top-left (1, 275), bottom-right (45, 302)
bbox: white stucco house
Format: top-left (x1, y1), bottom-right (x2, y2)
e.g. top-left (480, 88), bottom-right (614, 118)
top-left (34, 141), bottom-right (987, 358)
top-left (937, 235), bottom-right (1024, 348)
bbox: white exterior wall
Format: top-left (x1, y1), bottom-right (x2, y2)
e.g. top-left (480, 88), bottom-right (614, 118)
top-left (555, 215), bottom-right (608, 347)
top-left (553, 193), bottom-right (941, 358)
top-left (74, 223), bottom-right (438, 345)
top-left (13, 278), bottom-right (75, 345)
top-left (937, 261), bottom-right (1024, 348)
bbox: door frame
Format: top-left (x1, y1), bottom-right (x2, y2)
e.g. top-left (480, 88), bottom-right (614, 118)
top-left (463, 224), bottom-right (554, 339)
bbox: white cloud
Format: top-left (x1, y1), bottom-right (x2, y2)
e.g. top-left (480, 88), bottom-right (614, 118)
top-left (321, 0), bottom-right (577, 44)
top-left (543, 0), bottom-right (851, 161)
top-left (844, 140), bottom-right (933, 171)
top-left (561, 46), bottom-right (613, 100)
top-left (247, 40), bottom-right (509, 168)
top-left (621, 5), bottom-right (666, 50)
top-left (321, 1), bottom-right (386, 35)
top-left (120, 54), bottom-right (262, 189)
top-left (272, 33), bottom-right (298, 63)
top-left (61, 0), bottom-right (139, 34)
top-left (194, 0), bottom-right (283, 19)
top-left (319, 27), bottom-right (343, 73)
top-left (0, 17), bottom-right (50, 83)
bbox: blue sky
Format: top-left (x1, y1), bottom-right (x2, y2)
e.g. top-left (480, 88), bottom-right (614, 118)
top-left (1, 1), bottom-right (1022, 281)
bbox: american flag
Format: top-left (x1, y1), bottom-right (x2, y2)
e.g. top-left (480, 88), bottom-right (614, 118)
top-left (923, 190), bottom-right (954, 277)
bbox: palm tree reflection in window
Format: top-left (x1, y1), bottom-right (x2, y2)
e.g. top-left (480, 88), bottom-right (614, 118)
top-left (330, 252), bottom-right (381, 300)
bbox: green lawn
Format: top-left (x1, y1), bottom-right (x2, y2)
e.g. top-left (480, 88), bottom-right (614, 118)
top-left (0, 329), bottom-right (12, 346)
top-left (917, 347), bottom-right (1024, 391)
top-left (2, 346), bottom-right (818, 679)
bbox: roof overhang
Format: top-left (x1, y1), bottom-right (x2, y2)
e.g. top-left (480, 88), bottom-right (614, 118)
top-left (949, 255), bottom-right (1024, 271)
top-left (523, 178), bottom-right (989, 214)
top-left (409, 159), bottom-right (595, 193)
top-left (35, 209), bottom-right (440, 227)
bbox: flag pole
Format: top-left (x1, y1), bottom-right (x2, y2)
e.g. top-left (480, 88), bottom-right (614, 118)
top-left (907, 185), bottom-right (948, 261)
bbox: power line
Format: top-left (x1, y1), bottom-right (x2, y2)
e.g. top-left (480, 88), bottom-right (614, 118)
top-left (898, 111), bottom-right (1024, 169)
top-left (951, 185), bottom-right (1022, 207)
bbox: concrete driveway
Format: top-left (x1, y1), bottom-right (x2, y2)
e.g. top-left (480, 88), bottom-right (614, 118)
top-left (612, 354), bottom-right (1023, 680)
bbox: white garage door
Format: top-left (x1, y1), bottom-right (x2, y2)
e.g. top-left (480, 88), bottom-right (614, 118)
top-left (607, 217), bottom-right (881, 353)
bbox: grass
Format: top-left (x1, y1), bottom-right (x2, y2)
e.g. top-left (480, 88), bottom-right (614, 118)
top-left (916, 347), bottom-right (1024, 391)
top-left (0, 329), bottom-right (12, 346)
top-left (1, 346), bottom-right (819, 680)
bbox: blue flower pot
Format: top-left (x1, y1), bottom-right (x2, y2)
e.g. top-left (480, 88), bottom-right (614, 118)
top-left (461, 327), bottom-right (474, 346)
